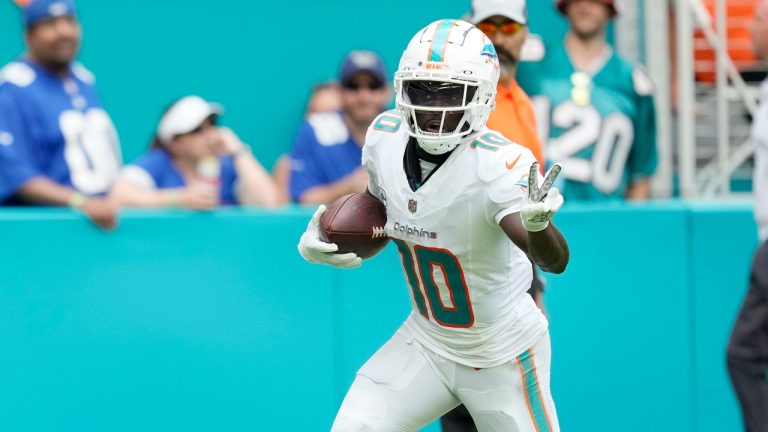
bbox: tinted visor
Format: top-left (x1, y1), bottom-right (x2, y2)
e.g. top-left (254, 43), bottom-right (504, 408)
top-left (403, 80), bottom-right (477, 107)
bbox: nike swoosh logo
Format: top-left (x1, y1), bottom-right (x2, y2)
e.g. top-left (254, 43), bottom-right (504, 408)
top-left (506, 154), bottom-right (521, 170)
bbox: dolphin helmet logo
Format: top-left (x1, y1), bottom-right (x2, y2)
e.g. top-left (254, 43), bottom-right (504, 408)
top-left (481, 43), bottom-right (498, 60)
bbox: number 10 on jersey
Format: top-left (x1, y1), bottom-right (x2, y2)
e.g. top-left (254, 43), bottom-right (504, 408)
top-left (392, 239), bottom-right (475, 328)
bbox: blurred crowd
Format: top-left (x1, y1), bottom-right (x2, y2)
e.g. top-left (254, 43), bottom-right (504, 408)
top-left (0, 0), bottom-right (664, 233)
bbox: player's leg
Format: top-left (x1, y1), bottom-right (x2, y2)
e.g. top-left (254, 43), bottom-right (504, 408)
top-left (457, 333), bottom-right (559, 432)
top-left (331, 327), bottom-right (460, 432)
top-left (440, 264), bottom-right (545, 432)
top-left (441, 404), bottom-right (478, 432)
top-left (727, 241), bottom-right (768, 432)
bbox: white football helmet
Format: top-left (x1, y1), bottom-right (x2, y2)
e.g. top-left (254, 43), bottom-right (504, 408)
top-left (395, 19), bottom-right (500, 155)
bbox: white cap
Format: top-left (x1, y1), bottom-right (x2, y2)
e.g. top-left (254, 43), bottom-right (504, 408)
top-left (157, 96), bottom-right (222, 144)
top-left (468, 0), bottom-right (528, 25)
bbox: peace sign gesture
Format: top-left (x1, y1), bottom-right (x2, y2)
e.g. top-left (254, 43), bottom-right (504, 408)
top-left (521, 162), bottom-right (565, 232)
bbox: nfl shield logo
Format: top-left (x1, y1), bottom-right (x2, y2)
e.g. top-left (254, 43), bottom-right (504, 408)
top-left (408, 199), bottom-right (417, 214)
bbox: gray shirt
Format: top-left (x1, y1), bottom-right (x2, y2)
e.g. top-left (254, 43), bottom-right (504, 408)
top-left (753, 81), bottom-right (768, 241)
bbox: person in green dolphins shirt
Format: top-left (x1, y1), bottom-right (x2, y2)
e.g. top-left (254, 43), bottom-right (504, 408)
top-left (517, 0), bottom-right (657, 201)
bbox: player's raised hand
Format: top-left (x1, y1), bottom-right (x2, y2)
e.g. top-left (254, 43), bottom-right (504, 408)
top-left (521, 162), bottom-right (564, 232)
top-left (298, 205), bottom-right (362, 268)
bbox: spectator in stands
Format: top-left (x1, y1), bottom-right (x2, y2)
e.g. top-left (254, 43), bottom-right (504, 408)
top-left (727, 1), bottom-right (768, 429)
top-left (306, 81), bottom-right (343, 116)
top-left (272, 81), bottom-right (344, 205)
top-left (109, 96), bottom-right (280, 209)
top-left (0, 0), bottom-right (121, 229)
top-left (517, 0), bottom-right (658, 201)
top-left (289, 50), bottom-right (391, 204)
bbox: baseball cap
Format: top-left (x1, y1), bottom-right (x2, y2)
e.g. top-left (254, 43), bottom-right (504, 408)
top-left (156, 96), bottom-right (222, 144)
top-left (468, 0), bottom-right (528, 25)
top-left (339, 50), bottom-right (388, 87)
top-left (22, 0), bottom-right (77, 28)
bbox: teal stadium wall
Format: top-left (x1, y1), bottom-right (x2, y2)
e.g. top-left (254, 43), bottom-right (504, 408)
top-left (0, 203), bottom-right (758, 431)
top-left (0, 0), bottom-right (569, 169)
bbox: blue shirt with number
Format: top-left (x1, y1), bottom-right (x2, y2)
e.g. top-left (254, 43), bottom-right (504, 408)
top-left (0, 58), bottom-right (121, 205)
top-left (289, 111), bottom-right (363, 202)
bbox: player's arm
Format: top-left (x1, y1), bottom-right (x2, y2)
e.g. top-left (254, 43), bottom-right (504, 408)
top-left (499, 163), bottom-right (569, 274)
top-left (500, 214), bottom-right (569, 274)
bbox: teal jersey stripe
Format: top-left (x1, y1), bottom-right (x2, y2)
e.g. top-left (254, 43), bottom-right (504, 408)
top-left (429, 19), bottom-right (455, 62)
top-left (518, 350), bottom-right (553, 432)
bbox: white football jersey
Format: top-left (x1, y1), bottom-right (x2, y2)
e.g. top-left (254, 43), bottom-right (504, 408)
top-left (363, 111), bottom-right (548, 369)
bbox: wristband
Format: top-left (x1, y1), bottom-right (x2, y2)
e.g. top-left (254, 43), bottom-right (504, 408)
top-left (68, 192), bottom-right (86, 209)
top-left (523, 218), bottom-right (550, 233)
top-left (165, 191), bottom-right (180, 206)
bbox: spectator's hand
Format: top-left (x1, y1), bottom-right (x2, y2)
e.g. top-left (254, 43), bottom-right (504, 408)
top-left (298, 205), bottom-right (361, 268)
top-left (213, 127), bottom-right (246, 156)
top-left (81, 197), bottom-right (118, 230)
top-left (521, 162), bottom-right (564, 232)
top-left (177, 184), bottom-right (219, 210)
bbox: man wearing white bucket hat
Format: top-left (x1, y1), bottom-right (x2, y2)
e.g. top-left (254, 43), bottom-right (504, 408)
top-left (109, 96), bottom-right (280, 209)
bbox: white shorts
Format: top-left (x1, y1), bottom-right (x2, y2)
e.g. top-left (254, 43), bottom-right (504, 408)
top-left (331, 325), bottom-right (559, 432)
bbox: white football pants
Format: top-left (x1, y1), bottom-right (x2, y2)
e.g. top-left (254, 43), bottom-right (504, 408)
top-left (331, 325), bottom-right (559, 432)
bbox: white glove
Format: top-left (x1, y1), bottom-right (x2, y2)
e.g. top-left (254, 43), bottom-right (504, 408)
top-left (521, 162), bottom-right (565, 232)
top-left (298, 205), bottom-right (362, 268)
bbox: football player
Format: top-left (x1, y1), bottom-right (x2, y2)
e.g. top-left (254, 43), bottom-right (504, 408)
top-left (517, 0), bottom-right (658, 201)
top-left (299, 19), bottom-right (569, 431)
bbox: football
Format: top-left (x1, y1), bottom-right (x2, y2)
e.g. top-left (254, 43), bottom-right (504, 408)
top-left (319, 193), bottom-right (389, 259)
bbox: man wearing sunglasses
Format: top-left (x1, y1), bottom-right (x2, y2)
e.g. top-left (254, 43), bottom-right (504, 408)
top-left (289, 50), bottom-right (391, 204)
top-left (517, 0), bottom-right (658, 201)
top-left (469, 0), bottom-right (544, 168)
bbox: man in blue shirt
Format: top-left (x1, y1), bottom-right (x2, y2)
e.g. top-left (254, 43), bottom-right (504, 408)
top-left (0, 0), bottom-right (121, 229)
top-left (289, 50), bottom-right (391, 204)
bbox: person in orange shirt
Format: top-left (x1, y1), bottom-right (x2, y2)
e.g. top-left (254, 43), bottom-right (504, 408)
top-left (440, 1), bottom-right (546, 430)
top-left (470, 0), bottom-right (544, 167)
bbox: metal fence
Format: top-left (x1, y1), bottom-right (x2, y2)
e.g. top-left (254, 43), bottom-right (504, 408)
top-left (636, 0), bottom-right (761, 198)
